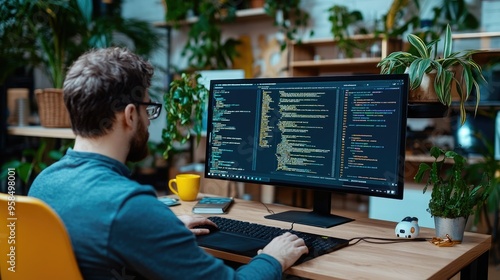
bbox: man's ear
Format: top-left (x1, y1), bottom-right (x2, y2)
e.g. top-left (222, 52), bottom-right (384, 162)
top-left (122, 104), bottom-right (137, 131)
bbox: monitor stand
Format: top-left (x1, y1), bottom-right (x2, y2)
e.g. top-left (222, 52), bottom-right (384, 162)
top-left (264, 190), bottom-right (354, 228)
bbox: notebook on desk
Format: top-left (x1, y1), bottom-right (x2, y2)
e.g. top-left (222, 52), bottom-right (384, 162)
top-left (195, 216), bottom-right (349, 265)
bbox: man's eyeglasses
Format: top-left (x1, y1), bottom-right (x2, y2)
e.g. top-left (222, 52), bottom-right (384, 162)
top-left (135, 102), bottom-right (162, 120)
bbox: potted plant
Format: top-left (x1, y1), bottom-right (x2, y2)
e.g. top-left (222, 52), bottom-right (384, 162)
top-left (377, 24), bottom-right (486, 125)
top-left (326, 5), bottom-right (366, 58)
top-left (1, 0), bottom-right (160, 127)
top-left (164, 0), bottom-right (241, 70)
top-left (161, 72), bottom-right (208, 159)
top-left (264, 0), bottom-right (313, 51)
top-left (414, 146), bottom-right (492, 241)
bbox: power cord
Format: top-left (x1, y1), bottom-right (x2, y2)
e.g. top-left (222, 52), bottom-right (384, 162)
top-left (347, 237), bottom-right (430, 246)
top-left (260, 202), bottom-right (275, 214)
top-left (259, 202), bottom-right (430, 245)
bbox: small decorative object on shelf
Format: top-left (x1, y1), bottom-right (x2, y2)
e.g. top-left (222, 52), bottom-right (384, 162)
top-left (35, 89), bottom-right (71, 128)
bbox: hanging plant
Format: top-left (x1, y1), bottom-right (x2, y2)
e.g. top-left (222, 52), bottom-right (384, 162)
top-left (162, 72), bottom-right (208, 159)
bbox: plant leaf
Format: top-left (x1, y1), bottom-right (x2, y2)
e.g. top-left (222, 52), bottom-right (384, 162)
top-left (408, 58), bottom-right (431, 90)
top-left (442, 24), bottom-right (453, 58)
top-left (407, 34), bottom-right (429, 58)
top-left (76, 0), bottom-right (92, 24)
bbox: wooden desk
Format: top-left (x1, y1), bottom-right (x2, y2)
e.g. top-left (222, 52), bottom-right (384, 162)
top-left (170, 195), bottom-right (491, 280)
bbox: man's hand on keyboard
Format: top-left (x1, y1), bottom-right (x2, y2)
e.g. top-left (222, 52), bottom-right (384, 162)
top-left (177, 215), bottom-right (218, 236)
top-left (258, 232), bottom-right (309, 271)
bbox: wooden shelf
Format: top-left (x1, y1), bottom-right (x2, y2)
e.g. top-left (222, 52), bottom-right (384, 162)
top-left (7, 126), bottom-right (75, 139)
top-left (154, 7), bottom-right (268, 28)
top-left (405, 153), bottom-right (484, 164)
top-left (291, 57), bottom-right (382, 75)
top-left (452, 31), bottom-right (500, 40)
top-left (471, 50), bottom-right (500, 65)
top-left (452, 32), bottom-right (500, 57)
top-left (290, 35), bottom-right (402, 76)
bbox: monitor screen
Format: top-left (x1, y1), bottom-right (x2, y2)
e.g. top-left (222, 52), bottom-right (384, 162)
top-left (496, 111), bottom-right (500, 160)
top-left (204, 74), bottom-right (409, 228)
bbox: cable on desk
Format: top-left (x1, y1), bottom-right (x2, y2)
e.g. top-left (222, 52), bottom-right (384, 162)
top-left (347, 237), bottom-right (430, 246)
top-left (259, 203), bottom-right (297, 231)
top-left (256, 203), bottom-right (431, 247)
top-left (260, 202), bottom-right (275, 214)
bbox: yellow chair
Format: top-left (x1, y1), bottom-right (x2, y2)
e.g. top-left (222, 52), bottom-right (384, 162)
top-left (0, 193), bottom-right (83, 279)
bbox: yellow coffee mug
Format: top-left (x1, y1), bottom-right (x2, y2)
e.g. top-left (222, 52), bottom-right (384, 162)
top-left (168, 174), bottom-right (201, 201)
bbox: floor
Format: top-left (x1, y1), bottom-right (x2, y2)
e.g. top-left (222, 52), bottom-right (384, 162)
top-left (489, 254), bottom-right (500, 279)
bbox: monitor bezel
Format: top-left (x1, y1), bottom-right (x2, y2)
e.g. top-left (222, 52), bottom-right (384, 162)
top-left (204, 74), bottom-right (409, 201)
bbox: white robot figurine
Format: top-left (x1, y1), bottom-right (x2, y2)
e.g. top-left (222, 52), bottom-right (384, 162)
top-left (395, 216), bottom-right (420, 239)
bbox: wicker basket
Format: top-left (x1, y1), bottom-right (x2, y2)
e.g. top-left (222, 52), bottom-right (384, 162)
top-left (35, 88), bottom-right (71, 128)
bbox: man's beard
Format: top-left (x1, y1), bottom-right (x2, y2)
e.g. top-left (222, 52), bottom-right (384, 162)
top-left (126, 118), bottom-right (149, 162)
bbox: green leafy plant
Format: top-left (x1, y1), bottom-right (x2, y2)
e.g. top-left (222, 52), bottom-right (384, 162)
top-left (264, 0), bottom-right (313, 51)
top-left (326, 5), bottom-right (366, 58)
top-left (462, 128), bottom-right (500, 227)
top-left (1, 0), bottom-right (160, 88)
top-left (382, 0), bottom-right (421, 39)
top-left (377, 24), bottom-right (486, 125)
top-left (382, 0), bottom-right (479, 40)
top-left (1, 0), bottom-right (159, 187)
top-left (414, 146), bottom-right (492, 219)
top-left (435, 0), bottom-right (479, 32)
top-left (1, 139), bottom-right (72, 185)
top-left (164, 0), bottom-right (193, 26)
top-left (162, 73), bottom-right (208, 159)
top-left (165, 0), bottom-right (240, 70)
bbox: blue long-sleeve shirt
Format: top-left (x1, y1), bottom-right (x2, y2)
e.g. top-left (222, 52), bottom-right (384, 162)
top-left (29, 149), bottom-right (282, 279)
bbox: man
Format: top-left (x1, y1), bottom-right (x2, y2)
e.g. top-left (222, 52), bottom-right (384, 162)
top-left (28, 47), bottom-right (308, 279)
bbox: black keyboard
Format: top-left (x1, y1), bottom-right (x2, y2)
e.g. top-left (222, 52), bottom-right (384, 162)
top-left (196, 216), bottom-right (349, 264)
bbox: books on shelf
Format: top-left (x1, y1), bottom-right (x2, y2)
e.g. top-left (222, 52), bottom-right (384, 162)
top-left (192, 197), bottom-right (234, 214)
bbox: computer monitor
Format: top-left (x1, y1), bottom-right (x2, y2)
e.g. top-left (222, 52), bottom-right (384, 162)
top-left (495, 110), bottom-right (500, 161)
top-left (204, 74), bottom-right (409, 228)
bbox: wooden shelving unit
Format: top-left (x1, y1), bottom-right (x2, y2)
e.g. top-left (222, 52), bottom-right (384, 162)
top-left (154, 7), bottom-right (268, 28)
top-left (289, 35), bottom-right (403, 76)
